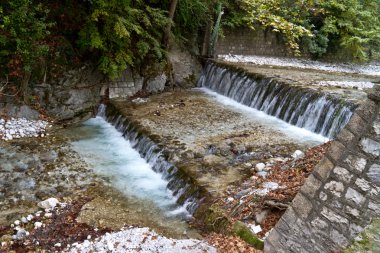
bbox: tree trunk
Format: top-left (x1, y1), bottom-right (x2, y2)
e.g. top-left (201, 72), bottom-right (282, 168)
top-left (22, 72), bottom-right (31, 103)
top-left (202, 19), bottom-right (213, 57)
top-left (163, 0), bottom-right (178, 49)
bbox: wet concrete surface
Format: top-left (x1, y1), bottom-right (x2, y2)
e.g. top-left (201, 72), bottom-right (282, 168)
top-left (111, 89), bottom-right (322, 198)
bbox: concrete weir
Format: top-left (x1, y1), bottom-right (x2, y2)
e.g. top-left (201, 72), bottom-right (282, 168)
top-left (101, 60), bottom-right (379, 251)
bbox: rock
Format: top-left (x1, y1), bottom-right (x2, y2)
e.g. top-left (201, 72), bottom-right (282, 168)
top-left (292, 150), bottom-right (305, 160)
top-left (255, 210), bottom-right (270, 224)
top-left (203, 155), bottom-right (224, 166)
top-left (243, 162), bottom-right (252, 169)
top-left (249, 224), bottom-right (262, 234)
top-left (146, 73), bottom-right (167, 93)
top-left (14, 220), bottom-right (20, 226)
top-left (226, 197), bottom-right (234, 203)
top-left (38, 198), bottom-right (59, 209)
top-left (255, 163), bottom-right (266, 172)
top-left (21, 217), bottom-right (27, 223)
top-left (54, 243), bottom-right (62, 247)
top-left (107, 241), bottom-right (114, 250)
top-left (34, 222), bottom-right (43, 229)
top-left (263, 182), bottom-right (279, 191)
top-left (257, 171), bottom-right (268, 177)
top-left (13, 229), bottom-right (28, 240)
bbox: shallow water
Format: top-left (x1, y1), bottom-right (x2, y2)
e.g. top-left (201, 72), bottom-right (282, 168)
top-left (199, 87), bottom-right (328, 145)
top-left (64, 116), bottom-right (195, 238)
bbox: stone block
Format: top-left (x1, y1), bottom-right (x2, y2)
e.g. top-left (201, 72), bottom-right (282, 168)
top-left (347, 113), bottom-right (368, 136)
top-left (349, 223), bottom-right (364, 238)
top-left (324, 180), bottom-right (345, 197)
top-left (355, 178), bottom-right (371, 192)
top-left (314, 157), bottom-right (334, 179)
top-left (345, 205), bottom-right (360, 218)
top-left (361, 138), bottom-right (380, 157)
top-left (373, 117), bottom-right (380, 135)
top-left (368, 201), bottom-right (380, 216)
top-left (311, 217), bottom-right (328, 230)
top-left (327, 141), bottom-right (346, 163)
top-left (280, 207), bottom-right (298, 226)
top-left (355, 100), bottom-right (377, 121)
top-left (345, 187), bottom-right (365, 205)
top-left (333, 166), bottom-right (353, 183)
top-left (367, 164), bottom-right (380, 183)
top-left (319, 191), bottom-right (328, 201)
top-left (337, 128), bottom-right (355, 146)
top-left (344, 155), bottom-right (367, 173)
top-left (300, 174), bottom-right (322, 198)
top-left (292, 193), bottom-right (313, 219)
top-left (330, 229), bottom-right (350, 248)
top-left (321, 207), bottom-right (349, 225)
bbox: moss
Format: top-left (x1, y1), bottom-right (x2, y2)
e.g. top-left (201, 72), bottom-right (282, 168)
top-left (344, 219), bottom-right (380, 253)
top-left (232, 221), bottom-right (264, 250)
top-left (202, 204), bottom-right (230, 232)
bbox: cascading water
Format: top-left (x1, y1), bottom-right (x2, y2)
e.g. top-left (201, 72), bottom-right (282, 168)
top-left (97, 104), bottom-right (201, 215)
top-left (198, 63), bottom-right (356, 138)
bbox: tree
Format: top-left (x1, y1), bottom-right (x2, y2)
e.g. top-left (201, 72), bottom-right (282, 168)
top-left (0, 0), bottom-right (52, 100)
top-left (78, 0), bottom-right (168, 79)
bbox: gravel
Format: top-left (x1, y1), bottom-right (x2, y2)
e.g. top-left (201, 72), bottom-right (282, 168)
top-left (218, 55), bottom-right (380, 77)
top-left (64, 227), bottom-right (217, 253)
top-left (0, 117), bottom-right (50, 140)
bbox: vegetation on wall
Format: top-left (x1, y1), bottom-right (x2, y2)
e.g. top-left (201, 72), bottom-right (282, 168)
top-left (234, 0), bottom-right (380, 60)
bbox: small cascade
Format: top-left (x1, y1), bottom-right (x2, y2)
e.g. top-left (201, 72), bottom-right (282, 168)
top-left (198, 63), bottom-right (356, 138)
top-left (98, 105), bottom-right (201, 215)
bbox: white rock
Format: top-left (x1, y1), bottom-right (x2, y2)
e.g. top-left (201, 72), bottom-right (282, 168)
top-left (14, 220), bottom-right (20, 226)
top-left (292, 150), bottom-right (305, 160)
top-left (44, 213), bottom-right (52, 218)
top-left (54, 243), bottom-right (62, 247)
top-left (227, 197), bottom-right (234, 203)
top-left (34, 222), bottom-right (43, 229)
top-left (27, 214), bottom-right (33, 221)
top-left (255, 163), bottom-right (266, 172)
top-left (249, 224), bottom-right (262, 234)
top-left (107, 241), bottom-right (114, 250)
top-left (38, 198), bottom-right (59, 209)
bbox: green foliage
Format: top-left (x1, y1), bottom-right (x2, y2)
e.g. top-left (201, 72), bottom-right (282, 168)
top-left (240, 0), bottom-right (314, 55)
top-left (78, 0), bottom-right (168, 79)
top-left (0, 0), bottom-right (52, 77)
top-left (236, 0), bottom-right (380, 60)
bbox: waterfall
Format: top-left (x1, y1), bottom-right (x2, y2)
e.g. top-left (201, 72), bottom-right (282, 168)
top-left (97, 105), bottom-right (201, 215)
top-left (198, 63), bottom-right (355, 138)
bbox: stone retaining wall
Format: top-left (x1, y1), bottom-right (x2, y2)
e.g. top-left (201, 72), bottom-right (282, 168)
top-left (265, 85), bottom-right (380, 252)
top-left (215, 27), bottom-right (290, 57)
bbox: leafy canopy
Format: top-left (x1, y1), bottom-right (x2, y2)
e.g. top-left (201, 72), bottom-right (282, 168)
top-left (79, 0), bottom-right (168, 79)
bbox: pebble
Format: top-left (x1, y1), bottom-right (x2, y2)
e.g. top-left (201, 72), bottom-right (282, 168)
top-left (13, 229), bottom-right (28, 240)
top-left (292, 150), bottom-right (305, 160)
top-left (107, 241), bottom-right (114, 250)
top-left (38, 198), bottom-right (59, 209)
top-left (21, 217), bottom-right (27, 223)
top-left (27, 214), bottom-right (33, 221)
top-left (14, 220), bottom-right (20, 226)
top-left (54, 243), bottom-right (62, 247)
top-left (255, 163), bottom-right (266, 172)
top-left (44, 213), bottom-right (52, 218)
top-left (226, 197), bottom-right (234, 203)
top-left (34, 222), bottom-right (43, 229)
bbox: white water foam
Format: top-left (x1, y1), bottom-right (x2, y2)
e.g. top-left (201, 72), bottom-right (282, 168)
top-left (70, 116), bottom-right (188, 217)
top-left (198, 87), bottom-right (329, 144)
